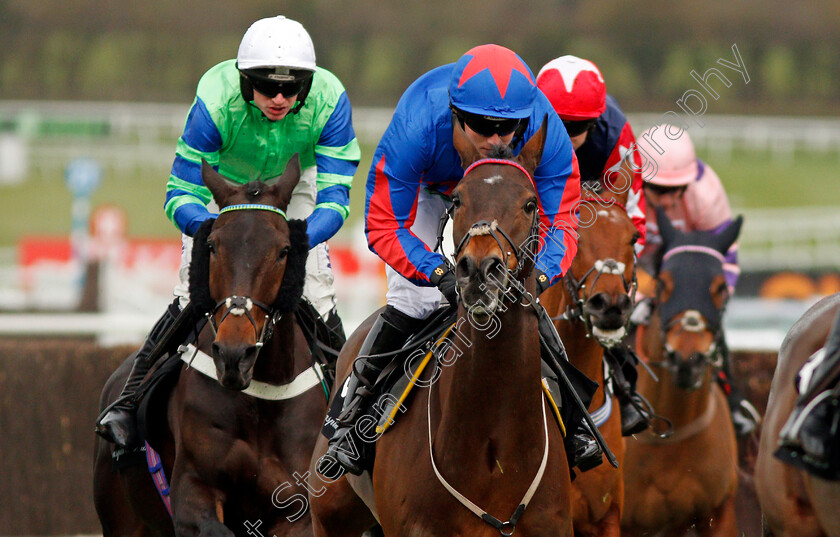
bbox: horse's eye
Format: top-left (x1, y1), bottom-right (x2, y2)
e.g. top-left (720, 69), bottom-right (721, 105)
top-left (524, 199), bottom-right (537, 213)
top-left (451, 195), bottom-right (462, 209)
top-left (206, 239), bottom-right (216, 254)
top-left (631, 231), bottom-right (640, 245)
top-left (278, 246), bottom-right (290, 261)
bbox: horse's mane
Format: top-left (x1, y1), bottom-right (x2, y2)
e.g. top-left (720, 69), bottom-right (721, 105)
top-left (188, 217), bottom-right (309, 316)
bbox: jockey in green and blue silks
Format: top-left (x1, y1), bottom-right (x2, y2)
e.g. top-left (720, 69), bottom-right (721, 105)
top-left (96, 16), bottom-right (360, 450)
top-left (164, 17), bottom-right (360, 319)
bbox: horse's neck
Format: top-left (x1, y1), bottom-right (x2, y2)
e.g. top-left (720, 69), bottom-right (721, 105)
top-left (435, 304), bottom-right (543, 446)
top-left (252, 314), bottom-right (300, 384)
top-left (556, 317), bottom-right (606, 408)
top-left (642, 369), bottom-right (715, 428)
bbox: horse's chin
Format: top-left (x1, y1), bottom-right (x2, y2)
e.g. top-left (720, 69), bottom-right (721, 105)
top-left (219, 373), bottom-right (252, 391)
top-left (675, 370), bottom-right (704, 391)
top-left (591, 325), bottom-right (627, 348)
top-left (214, 362), bottom-right (254, 391)
top-left (461, 287), bottom-right (502, 321)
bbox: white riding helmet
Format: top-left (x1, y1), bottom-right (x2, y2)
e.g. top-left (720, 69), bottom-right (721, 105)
top-left (237, 16), bottom-right (316, 72)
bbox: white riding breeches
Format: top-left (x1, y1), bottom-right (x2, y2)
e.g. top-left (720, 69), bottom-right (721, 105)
top-left (385, 188), bottom-right (452, 320)
top-left (172, 166), bottom-right (338, 320)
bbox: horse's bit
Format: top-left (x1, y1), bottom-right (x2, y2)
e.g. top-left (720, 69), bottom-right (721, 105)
top-left (559, 197), bottom-right (638, 343)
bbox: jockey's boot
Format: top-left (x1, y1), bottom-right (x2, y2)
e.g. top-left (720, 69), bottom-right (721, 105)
top-left (714, 340), bottom-right (761, 437)
top-left (95, 299), bottom-right (181, 448)
top-left (535, 304), bottom-right (603, 471)
top-left (604, 345), bottom-right (654, 436)
top-left (776, 312), bottom-right (840, 479)
top-left (326, 306), bottom-right (422, 475)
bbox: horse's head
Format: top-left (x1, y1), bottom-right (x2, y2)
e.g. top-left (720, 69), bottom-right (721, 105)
top-left (188, 156), bottom-right (308, 390)
top-left (565, 174), bottom-right (639, 347)
top-left (448, 114), bottom-right (546, 319)
top-left (653, 207), bottom-right (742, 390)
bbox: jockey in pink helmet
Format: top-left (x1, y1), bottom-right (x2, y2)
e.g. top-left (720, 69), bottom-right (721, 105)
top-left (537, 55), bottom-right (648, 254)
top-left (637, 124), bottom-right (760, 437)
top-left (638, 125), bottom-right (738, 290)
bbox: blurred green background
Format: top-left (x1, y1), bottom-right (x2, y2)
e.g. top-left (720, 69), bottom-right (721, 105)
top-left (1, 1), bottom-right (838, 114)
top-left (1, 0), bottom-right (839, 247)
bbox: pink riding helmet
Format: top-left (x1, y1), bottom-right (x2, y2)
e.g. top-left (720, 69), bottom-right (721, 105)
top-left (639, 125), bottom-right (699, 187)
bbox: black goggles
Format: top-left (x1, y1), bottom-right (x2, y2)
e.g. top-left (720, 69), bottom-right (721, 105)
top-left (645, 183), bottom-right (687, 196)
top-left (247, 75), bottom-right (308, 98)
top-left (562, 118), bottom-right (597, 137)
top-left (456, 110), bottom-right (523, 137)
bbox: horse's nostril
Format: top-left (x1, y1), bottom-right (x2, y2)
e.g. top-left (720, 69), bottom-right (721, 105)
top-left (480, 257), bottom-right (504, 282)
top-left (616, 294), bottom-right (633, 315)
top-left (456, 256), bottom-right (476, 280)
top-left (586, 293), bottom-right (609, 313)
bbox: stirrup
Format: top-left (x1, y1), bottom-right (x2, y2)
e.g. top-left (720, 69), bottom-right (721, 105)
top-left (572, 432), bottom-right (603, 472)
top-left (326, 427), bottom-right (365, 476)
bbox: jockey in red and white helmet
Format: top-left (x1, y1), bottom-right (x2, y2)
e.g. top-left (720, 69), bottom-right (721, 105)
top-left (537, 55), bottom-right (647, 254)
top-left (537, 55), bottom-right (653, 436)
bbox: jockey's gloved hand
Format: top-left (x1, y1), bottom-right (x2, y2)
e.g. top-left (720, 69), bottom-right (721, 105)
top-left (430, 263), bottom-right (458, 306)
top-left (535, 269), bottom-right (552, 297)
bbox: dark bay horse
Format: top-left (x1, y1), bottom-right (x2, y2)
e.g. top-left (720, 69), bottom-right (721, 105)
top-left (308, 120), bottom-right (574, 536)
top-left (540, 178), bottom-right (638, 537)
top-left (93, 157), bottom-right (329, 537)
top-left (755, 292), bottom-right (840, 537)
top-left (621, 209), bottom-right (742, 537)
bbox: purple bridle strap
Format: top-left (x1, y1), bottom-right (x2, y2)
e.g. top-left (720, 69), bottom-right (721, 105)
top-left (463, 158), bottom-right (535, 190)
top-left (662, 245), bottom-right (725, 264)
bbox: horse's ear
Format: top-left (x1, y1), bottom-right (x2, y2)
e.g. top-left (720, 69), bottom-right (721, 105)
top-left (710, 215), bottom-right (743, 254)
top-left (656, 205), bottom-right (679, 248)
top-left (601, 157), bottom-right (632, 207)
top-left (202, 159), bottom-right (238, 207)
top-left (516, 114), bottom-right (547, 177)
top-left (452, 111), bottom-right (483, 170)
top-left (266, 154), bottom-right (301, 211)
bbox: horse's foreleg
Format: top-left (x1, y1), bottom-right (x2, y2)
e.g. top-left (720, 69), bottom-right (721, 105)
top-left (595, 503), bottom-right (623, 537)
top-left (701, 496), bottom-right (738, 537)
top-left (170, 471), bottom-right (231, 537)
top-left (308, 435), bottom-right (376, 537)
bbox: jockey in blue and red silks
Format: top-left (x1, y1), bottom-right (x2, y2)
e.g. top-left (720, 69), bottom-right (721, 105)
top-left (326, 44), bottom-right (602, 476)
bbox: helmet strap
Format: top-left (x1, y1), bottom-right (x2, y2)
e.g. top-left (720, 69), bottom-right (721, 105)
top-left (239, 72), bottom-right (255, 103)
top-left (510, 117), bottom-right (530, 149)
top-left (288, 75), bottom-right (313, 115)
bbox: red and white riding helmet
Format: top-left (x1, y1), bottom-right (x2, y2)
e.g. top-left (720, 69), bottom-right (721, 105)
top-left (536, 55), bottom-right (606, 121)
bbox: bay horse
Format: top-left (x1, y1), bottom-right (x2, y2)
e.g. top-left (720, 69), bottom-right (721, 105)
top-left (755, 292), bottom-right (840, 537)
top-left (539, 178), bottom-right (639, 537)
top-left (93, 156), bottom-right (329, 537)
top-left (621, 208), bottom-right (742, 537)
top-left (308, 120), bottom-right (575, 536)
